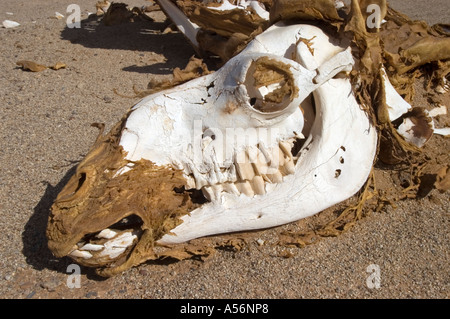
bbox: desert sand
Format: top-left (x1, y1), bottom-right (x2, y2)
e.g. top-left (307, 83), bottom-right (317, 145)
top-left (0, 0), bottom-right (448, 299)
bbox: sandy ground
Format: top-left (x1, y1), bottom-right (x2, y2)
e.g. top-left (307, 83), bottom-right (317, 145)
top-left (0, 0), bottom-right (448, 299)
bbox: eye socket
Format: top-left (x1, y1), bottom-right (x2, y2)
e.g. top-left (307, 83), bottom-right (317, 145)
top-left (244, 57), bottom-right (298, 114)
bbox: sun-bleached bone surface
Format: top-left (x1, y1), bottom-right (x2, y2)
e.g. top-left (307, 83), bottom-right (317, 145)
top-left (116, 23), bottom-right (377, 244)
top-left (159, 75), bottom-right (377, 243)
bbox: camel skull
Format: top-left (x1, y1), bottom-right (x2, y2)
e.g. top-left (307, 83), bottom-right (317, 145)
top-left (47, 21), bottom-right (378, 276)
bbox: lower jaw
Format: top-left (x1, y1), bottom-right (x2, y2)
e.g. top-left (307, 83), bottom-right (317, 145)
top-left (66, 136), bottom-right (304, 268)
top-left (67, 217), bottom-right (145, 268)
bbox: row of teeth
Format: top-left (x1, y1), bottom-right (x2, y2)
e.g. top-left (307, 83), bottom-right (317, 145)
top-left (69, 140), bottom-right (300, 260)
top-left (69, 229), bottom-right (137, 260)
top-left (185, 139), bottom-right (299, 202)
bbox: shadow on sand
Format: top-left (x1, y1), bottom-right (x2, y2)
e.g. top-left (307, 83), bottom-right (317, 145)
top-left (60, 13), bottom-right (197, 74)
top-left (21, 14), bottom-right (201, 280)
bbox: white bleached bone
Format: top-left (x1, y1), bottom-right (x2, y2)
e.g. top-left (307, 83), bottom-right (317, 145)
top-left (208, 0), bottom-right (270, 20)
top-left (98, 232), bottom-right (137, 259)
top-left (69, 249), bottom-right (93, 259)
top-left (381, 68), bottom-right (446, 145)
top-left (433, 128), bottom-right (450, 136)
top-left (96, 228), bottom-right (118, 239)
top-left (428, 105), bottom-right (447, 118)
top-left (116, 23), bottom-right (378, 244)
top-left (157, 0), bottom-right (201, 52)
top-left (2, 20), bottom-right (20, 28)
top-left (381, 68), bottom-right (412, 121)
top-left (159, 74), bottom-right (376, 243)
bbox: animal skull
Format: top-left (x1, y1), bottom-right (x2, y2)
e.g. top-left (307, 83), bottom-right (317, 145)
top-left (129, 23), bottom-right (377, 245)
top-left (47, 20), bottom-right (377, 275)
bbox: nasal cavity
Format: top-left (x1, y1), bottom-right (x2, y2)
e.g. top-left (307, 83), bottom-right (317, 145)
top-left (56, 171), bottom-right (90, 204)
top-left (74, 172), bottom-right (87, 193)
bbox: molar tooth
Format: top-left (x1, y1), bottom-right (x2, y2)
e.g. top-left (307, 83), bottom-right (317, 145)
top-left (251, 175), bottom-right (265, 195)
top-left (283, 158), bottom-right (296, 175)
top-left (267, 170), bottom-right (283, 183)
top-left (279, 141), bottom-right (293, 159)
top-left (222, 182), bottom-right (240, 196)
top-left (214, 161), bottom-right (227, 184)
top-left (202, 186), bottom-right (215, 202)
top-left (80, 243), bottom-right (104, 251)
top-left (76, 241), bottom-right (86, 248)
top-left (207, 169), bottom-right (219, 185)
top-left (188, 163), bottom-right (208, 189)
top-left (246, 145), bottom-right (259, 164)
top-left (99, 232), bottom-right (137, 259)
top-left (213, 184), bottom-right (223, 199)
top-left (251, 148), bottom-right (270, 176)
top-left (194, 175), bottom-right (207, 189)
top-left (235, 151), bottom-right (255, 181)
top-left (70, 249), bottom-right (93, 259)
top-left (194, 174), bottom-right (208, 189)
top-left (257, 144), bottom-right (279, 175)
top-left (184, 175), bottom-right (196, 189)
top-left (227, 163), bottom-right (238, 182)
top-left (202, 184), bottom-right (223, 202)
top-left (236, 180), bottom-right (254, 197)
top-left (257, 143), bottom-right (272, 163)
top-left (269, 147), bottom-right (285, 169)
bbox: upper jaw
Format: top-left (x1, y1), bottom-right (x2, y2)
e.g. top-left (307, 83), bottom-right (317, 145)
top-left (158, 76), bottom-right (377, 245)
top-left (118, 48), bottom-right (354, 193)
